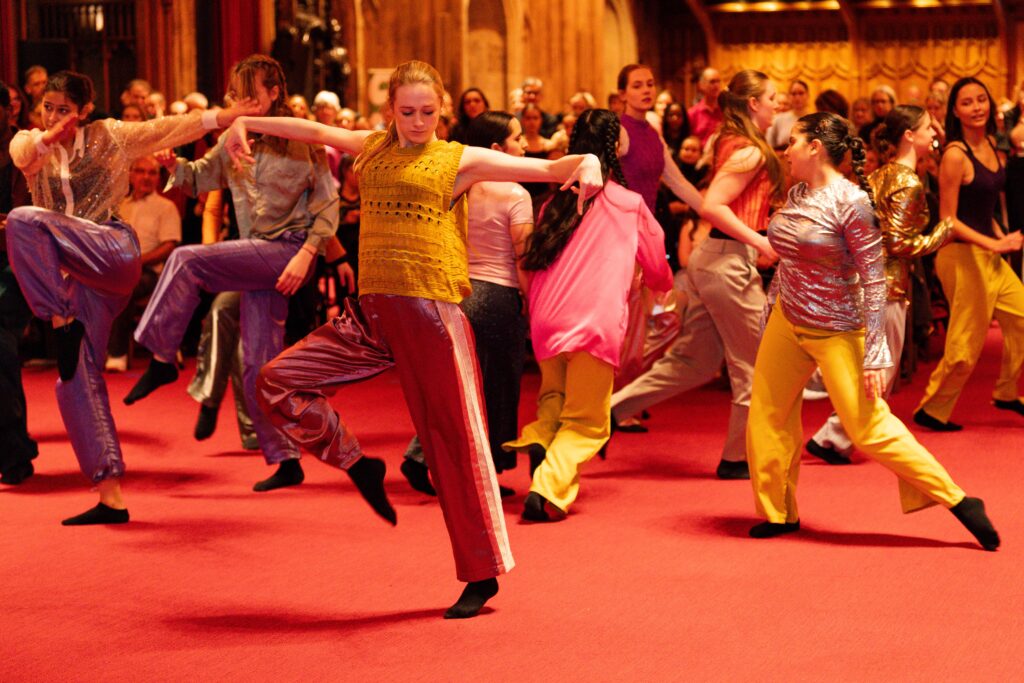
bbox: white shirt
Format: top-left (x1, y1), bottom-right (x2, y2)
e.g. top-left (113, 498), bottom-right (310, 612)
top-left (118, 191), bottom-right (181, 271)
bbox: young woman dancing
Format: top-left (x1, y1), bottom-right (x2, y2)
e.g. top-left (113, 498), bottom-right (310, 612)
top-left (914, 77), bottom-right (1024, 431)
top-left (122, 55), bottom-right (346, 496)
top-left (746, 112), bottom-right (999, 551)
top-left (610, 70), bottom-right (782, 479)
top-left (223, 60), bottom-right (603, 618)
top-left (807, 105), bottom-right (954, 464)
top-left (400, 111), bottom-right (534, 497)
top-left (503, 108), bottom-right (673, 521)
top-left (5, 70), bottom-right (255, 524)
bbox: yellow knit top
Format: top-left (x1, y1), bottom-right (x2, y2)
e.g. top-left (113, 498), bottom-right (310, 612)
top-left (357, 132), bottom-right (470, 303)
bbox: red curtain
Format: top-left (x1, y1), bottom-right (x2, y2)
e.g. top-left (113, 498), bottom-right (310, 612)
top-left (214, 0), bottom-right (266, 98)
top-left (0, 0), bottom-right (16, 85)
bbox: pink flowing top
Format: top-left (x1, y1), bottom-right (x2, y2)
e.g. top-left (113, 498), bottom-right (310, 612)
top-left (527, 181), bottom-right (674, 368)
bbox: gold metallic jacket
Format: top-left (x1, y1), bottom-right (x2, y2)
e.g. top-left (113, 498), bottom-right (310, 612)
top-left (869, 163), bottom-right (954, 302)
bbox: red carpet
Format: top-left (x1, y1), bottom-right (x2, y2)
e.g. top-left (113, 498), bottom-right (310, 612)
top-left (2, 328), bottom-right (1022, 681)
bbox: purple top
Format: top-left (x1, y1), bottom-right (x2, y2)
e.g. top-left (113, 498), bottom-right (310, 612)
top-left (957, 139), bottom-right (1005, 239)
top-left (619, 114), bottom-right (664, 211)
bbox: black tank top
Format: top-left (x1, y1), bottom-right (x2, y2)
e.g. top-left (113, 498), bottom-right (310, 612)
top-left (957, 139), bottom-right (1005, 238)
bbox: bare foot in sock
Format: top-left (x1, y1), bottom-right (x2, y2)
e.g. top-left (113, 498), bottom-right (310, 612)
top-left (347, 456), bottom-right (397, 525)
top-left (444, 578), bottom-right (499, 619)
top-left (253, 459), bottom-right (305, 492)
top-left (951, 497), bottom-right (1000, 551)
top-left (61, 502), bottom-right (129, 526)
top-left (124, 359), bottom-right (178, 405)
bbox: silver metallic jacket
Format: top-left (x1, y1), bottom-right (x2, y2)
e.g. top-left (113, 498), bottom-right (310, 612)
top-left (767, 177), bottom-right (892, 369)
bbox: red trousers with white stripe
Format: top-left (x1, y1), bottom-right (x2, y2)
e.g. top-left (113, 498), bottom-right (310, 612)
top-left (257, 294), bottom-right (514, 582)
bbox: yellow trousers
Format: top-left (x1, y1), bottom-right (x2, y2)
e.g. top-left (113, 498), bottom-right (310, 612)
top-left (504, 351), bottom-right (613, 512)
top-left (748, 306), bottom-right (965, 524)
top-left (919, 243), bottom-right (1024, 421)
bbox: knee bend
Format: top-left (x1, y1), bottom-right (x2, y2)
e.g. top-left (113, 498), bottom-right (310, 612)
top-left (5, 206), bottom-right (48, 237)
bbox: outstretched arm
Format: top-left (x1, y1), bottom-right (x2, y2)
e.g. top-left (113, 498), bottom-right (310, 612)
top-left (660, 145), bottom-right (703, 210)
top-left (225, 116), bottom-right (375, 165)
top-left (455, 147), bottom-right (603, 214)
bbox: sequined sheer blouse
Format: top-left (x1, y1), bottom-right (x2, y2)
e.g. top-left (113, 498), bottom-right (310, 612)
top-left (9, 109), bottom-right (219, 223)
top-left (767, 177), bottom-right (891, 369)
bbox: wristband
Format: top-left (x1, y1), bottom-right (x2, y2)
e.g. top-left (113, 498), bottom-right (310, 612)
top-left (301, 244), bottom-right (318, 257)
top-left (325, 255), bottom-right (349, 268)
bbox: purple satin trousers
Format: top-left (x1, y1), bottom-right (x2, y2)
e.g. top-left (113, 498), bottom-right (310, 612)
top-left (257, 295), bottom-right (514, 582)
top-left (134, 234), bottom-right (305, 464)
top-left (5, 206), bottom-right (140, 482)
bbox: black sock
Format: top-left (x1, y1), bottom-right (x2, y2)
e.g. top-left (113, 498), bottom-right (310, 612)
top-left (399, 458), bottom-right (436, 496)
top-left (993, 398), bottom-right (1024, 417)
top-left (61, 502), bottom-right (129, 526)
top-left (55, 319), bottom-right (86, 382)
top-left (194, 404), bottom-right (219, 440)
top-left (498, 484), bottom-right (516, 498)
top-left (347, 456), bottom-right (397, 525)
top-left (252, 459), bottom-right (304, 492)
top-left (951, 497), bottom-right (1000, 551)
top-left (749, 521), bottom-right (800, 538)
top-left (528, 445), bottom-right (547, 476)
top-left (913, 409), bottom-right (963, 432)
top-left (1, 460), bottom-right (35, 485)
top-left (124, 360), bottom-right (178, 405)
top-left (443, 578), bottom-right (499, 619)
top-left (716, 459), bottom-right (750, 480)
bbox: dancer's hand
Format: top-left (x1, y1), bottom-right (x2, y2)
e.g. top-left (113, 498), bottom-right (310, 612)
top-left (336, 262), bottom-right (356, 294)
top-left (560, 154), bottom-right (603, 214)
top-left (864, 369), bottom-right (886, 400)
top-left (154, 148), bottom-right (177, 173)
top-left (277, 247), bottom-right (316, 296)
top-left (225, 118), bottom-right (257, 171)
top-left (755, 234), bottom-right (779, 264)
top-left (41, 116), bottom-right (78, 147)
top-left (214, 98), bottom-right (261, 129)
top-left (993, 232), bottom-right (1023, 253)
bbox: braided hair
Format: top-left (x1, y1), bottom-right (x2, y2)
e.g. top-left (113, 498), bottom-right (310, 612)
top-left (795, 112), bottom-right (875, 209)
top-left (520, 108), bottom-right (625, 271)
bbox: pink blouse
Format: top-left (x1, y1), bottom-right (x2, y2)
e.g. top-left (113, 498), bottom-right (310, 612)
top-left (527, 181), bottom-right (674, 368)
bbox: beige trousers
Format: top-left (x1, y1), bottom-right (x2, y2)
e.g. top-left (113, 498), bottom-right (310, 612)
top-left (611, 238), bottom-right (765, 460)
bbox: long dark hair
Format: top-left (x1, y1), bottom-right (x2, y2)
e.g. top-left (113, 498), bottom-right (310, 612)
top-left (871, 104), bottom-right (926, 162)
top-left (795, 112), bottom-right (874, 207)
top-left (45, 71), bottom-right (95, 109)
top-left (520, 109), bottom-right (627, 271)
top-left (945, 77), bottom-right (997, 144)
top-left (465, 111), bottom-right (514, 149)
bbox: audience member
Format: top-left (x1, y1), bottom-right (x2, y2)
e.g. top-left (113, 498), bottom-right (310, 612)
top-left (688, 67), bottom-right (723, 146)
top-left (449, 87), bottom-right (489, 144)
top-left (520, 77), bottom-right (560, 137)
top-left (106, 156), bottom-right (182, 371)
top-left (815, 89), bottom-right (849, 118)
top-left (860, 85), bottom-right (896, 141)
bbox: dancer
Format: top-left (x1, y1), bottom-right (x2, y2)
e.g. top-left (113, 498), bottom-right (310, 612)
top-left (503, 108), bottom-right (674, 520)
top-left (4, 70), bottom-right (255, 523)
top-left (613, 64), bottom-right (703, 428)
top-left (400, 111), bottom-right (533, 497)
top-left (807, 105), bottom-right (954, 464)
top-left (609, 70), bottom-right (783, 479)
top-left (121, 55), bottom-right (352, 496)
top-left (914, 77), bottom-right (1024, 431)
top-left (223, 60), bottom-right (603, 618)
top-left (746, 111), bottom-right (999, 551)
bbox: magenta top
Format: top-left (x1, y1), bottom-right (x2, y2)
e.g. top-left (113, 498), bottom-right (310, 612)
top-left (619, 113), bottom-right (665, 212)
top-left (526, 181), bottom-right (674, 368)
